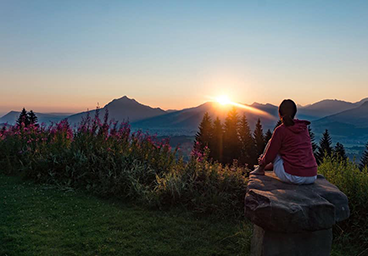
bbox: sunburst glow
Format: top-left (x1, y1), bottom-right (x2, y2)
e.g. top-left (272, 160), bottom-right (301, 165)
top-left (209, 95), bottom-right (275, 118)
top-left (217, 95), bottom-right (232, 105)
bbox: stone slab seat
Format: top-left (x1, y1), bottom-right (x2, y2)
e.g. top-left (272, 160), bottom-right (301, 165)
top-left (245, 171), bottom-right (350, 233)
top-left (244, 171), bottom-right (350, 256)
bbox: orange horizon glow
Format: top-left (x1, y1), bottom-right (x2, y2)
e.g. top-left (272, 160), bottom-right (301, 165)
top-left (211, 95), bottom-right (275, 118)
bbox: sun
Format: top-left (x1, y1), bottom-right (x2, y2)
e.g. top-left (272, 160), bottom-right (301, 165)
top-left (216, 95), bottom-right (232, 105)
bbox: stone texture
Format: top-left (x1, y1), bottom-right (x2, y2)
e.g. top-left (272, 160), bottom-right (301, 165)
top-left (251, 225), bottom-right (332, 256)
top-left (244, 171), bottom-right (350, 233)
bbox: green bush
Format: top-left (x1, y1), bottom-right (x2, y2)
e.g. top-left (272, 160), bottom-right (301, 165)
top-left (318, 156), bottom-right (368, 247)
top-left (0, 112), bottom-right (248, 218)
top-left (155, 154), bottom-right (248, 217)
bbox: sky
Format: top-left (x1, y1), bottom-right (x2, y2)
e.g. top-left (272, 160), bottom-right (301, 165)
top-left (1, 0), bottom-right (368, 116)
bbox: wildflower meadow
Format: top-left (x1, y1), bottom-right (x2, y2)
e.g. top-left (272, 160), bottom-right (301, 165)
top-left (0, 109), bottom-right (249, 217)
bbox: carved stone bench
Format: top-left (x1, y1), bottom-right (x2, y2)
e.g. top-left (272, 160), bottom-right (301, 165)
top-left (244, 171), bottom-right (350, 256)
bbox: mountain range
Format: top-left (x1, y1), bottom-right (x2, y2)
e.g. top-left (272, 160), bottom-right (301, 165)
top-left (1, 96), bottom-right (368, 144)
top-left (312, 101), bottom-right (368, 139)
top-left (131, 102), bottom-right (279, 136)
top-left (0, 111), bottom-right (73, 125)
top-left (65, 96), bottom-right (167, 125)
top-left (297, 98), bottom-right (368, 120)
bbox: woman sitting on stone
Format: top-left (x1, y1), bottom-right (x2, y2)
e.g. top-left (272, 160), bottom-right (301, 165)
top-left (251, 99), bottom-right (318, 184)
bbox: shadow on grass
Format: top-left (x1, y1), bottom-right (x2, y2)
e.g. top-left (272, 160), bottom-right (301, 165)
top-left (0, 175), bottom-right (252, 256)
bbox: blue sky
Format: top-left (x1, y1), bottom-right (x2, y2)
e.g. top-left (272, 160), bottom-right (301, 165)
top-left (1, 0), bottom-right (368, 114)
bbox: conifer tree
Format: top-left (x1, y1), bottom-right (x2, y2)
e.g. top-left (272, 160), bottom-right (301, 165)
top-left (316, 129), bottom-right (333, 164)
top-left (16, 108), bottom-right (30, 127)
top-left (253, 118), bottom-right (265, 158)
top-left (274, 120), bottom-right (282, 130)
top-left (194, 112), bottom-right (213, 154)
top-left (223, 107), bottom-right (241, 164)
top-left (359, 142), bottom-right (368, 170)
top-left (308, 126), bottom-right (318, 159)
top-left (333, 142), bottom-right (347, 162)
top-left (28, 110), bottom-right (38, 125)
top-left (210, 117), bottom-right (224, 162)
top-left (238, 114), bottom-right (254, 166)
top-left (264, 129), bottom-right (272, 144)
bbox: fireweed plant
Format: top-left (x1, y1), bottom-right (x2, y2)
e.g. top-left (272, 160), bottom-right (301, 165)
top-left (0, 109), bottom-right (248, 217)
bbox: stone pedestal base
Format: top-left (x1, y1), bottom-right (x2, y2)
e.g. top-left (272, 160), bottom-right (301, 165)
top-left (251, 225), bottom-right (332, 256)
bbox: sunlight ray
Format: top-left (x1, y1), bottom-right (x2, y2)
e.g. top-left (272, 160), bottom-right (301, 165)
top-left (209, 95), bottom-right (275, 118)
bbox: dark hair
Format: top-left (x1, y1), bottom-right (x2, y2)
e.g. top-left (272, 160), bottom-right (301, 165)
top-left (279, 99), bottom-right (297, 127)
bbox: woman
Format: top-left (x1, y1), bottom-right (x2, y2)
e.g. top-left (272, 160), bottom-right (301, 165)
top-left (251, 99), bottom-right (318, 185)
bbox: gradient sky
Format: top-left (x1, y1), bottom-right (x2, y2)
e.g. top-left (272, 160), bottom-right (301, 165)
top-left (1, 0), bottom-right (368, 115)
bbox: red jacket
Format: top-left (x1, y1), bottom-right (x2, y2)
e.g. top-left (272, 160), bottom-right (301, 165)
top-left (260, 119), bottom-right (318, 177)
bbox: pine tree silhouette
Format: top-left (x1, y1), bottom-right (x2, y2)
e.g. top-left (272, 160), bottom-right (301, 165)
top-left (359, 142), bottom-right (368, 170)
top-left (28, 110), bottom-right (38, 125)
top-left (316, 129), bottom-right (333, 164)
top-left (16, 108), bottom-right (30, 127)
top-left (210, 117), bottom-right (224, 162)
top-left (264, 129), bottom-right (272, 144)
top-left (274, 120), bottom-right (282, 130)
top-left (239, 114), bottom-right (255, 166)
top-left (194, 112), bottom-right (213, 154)
top-left (308, 126), bottom-right (318, 160)
top-left (223, 107), bottom-right (241, 164)
top-left (253, 118), bottom-right (265, 158)
top-left (333, 142), bottom-right (347, 162)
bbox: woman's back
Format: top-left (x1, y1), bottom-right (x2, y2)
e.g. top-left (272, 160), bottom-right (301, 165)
top-left (276, 120), bottom-right (317, 177)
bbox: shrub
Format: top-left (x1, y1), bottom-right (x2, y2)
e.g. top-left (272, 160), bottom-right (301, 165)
top-left (0, 110), bottom-right (249, 218)
top-left (155, 151), bottom-right (248, 217)
top-left (318, 156), bottom-right (368, 247)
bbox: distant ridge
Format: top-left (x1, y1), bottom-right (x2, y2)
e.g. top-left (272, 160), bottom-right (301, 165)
top-left (297, 98), bottom-right (368, 121)
top-left (2, 96), bottom-right (368, 141)
top-left (0, 111), bottom-right (71, 125)
top-left (298, 99), bottom-right (355, 120)
top-left (313, 101), bottom-right (368, 136)
top-left (65, 96), bottom-right (167, 125)
top-left (131, 101), bottom-right (279, 136)
top-left (353, 97), bottom-right (368, 106)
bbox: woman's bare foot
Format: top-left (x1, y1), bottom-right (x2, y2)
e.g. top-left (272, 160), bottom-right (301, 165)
top-left (250, 166), bottom-right (265, 175)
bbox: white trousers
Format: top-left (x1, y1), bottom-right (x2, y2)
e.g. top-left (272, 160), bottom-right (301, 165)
top-left (273, 154), bottom-right (317, 185)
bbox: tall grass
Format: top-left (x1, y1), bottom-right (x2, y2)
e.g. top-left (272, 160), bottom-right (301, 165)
top-left (318, 156), bottom-right (368, 248)
top-left (0, 110), bottom-right (248, 217)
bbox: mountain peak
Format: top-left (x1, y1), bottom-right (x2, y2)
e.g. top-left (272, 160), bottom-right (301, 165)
top-left (354, 97), bottom-right (368, 106)
top-left (359, 101), bottom-right (368, 108)
top-left (251, 102), bottom-right (263, 107)
top-left (121, 95), bottom-right (133, 100)
top-left (116, 95), bottom-right (136, 102)
top-left (66, 95), bottom-right (167, 125)
top-left (105, 96), bottom-right (139, 107)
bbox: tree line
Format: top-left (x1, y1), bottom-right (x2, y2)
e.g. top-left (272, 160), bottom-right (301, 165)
top-left (16, 108), bottom-right (38, 127)
top-left (13, 107), bottom-right (368, 170)
top-left (193, 107), bottom-right (272, 168)
top-left (194, 107), bottom-right (368, 170)
top-left (316, 129), bottom-right (368, 170)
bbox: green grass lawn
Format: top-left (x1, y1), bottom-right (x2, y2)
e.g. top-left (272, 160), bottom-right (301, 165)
top-left (0, 175), bottom-right (251, 256)
top-left (0, 174), bottom-right (360, 256)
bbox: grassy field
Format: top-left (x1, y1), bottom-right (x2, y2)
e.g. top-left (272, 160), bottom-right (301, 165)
top-left (0, 174), bottom-right (360, 256)
top-left (0, 174), bottom-right (251, 256)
